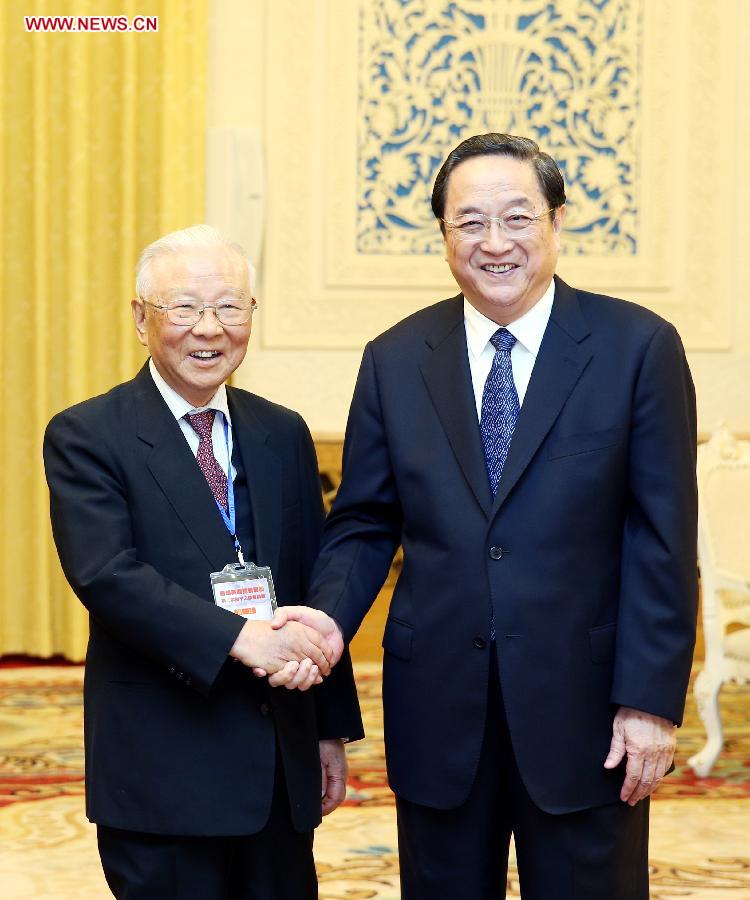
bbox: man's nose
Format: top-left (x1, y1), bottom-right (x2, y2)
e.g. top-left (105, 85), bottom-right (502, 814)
top-left (191, 307), bottom-right (224, 336)
top-left (480, 222), bottom-right (513, 253)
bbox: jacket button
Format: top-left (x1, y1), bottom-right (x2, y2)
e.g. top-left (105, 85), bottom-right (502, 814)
top-left (260, 702), bottom-right (271, 717)
top-left (489, 546), bottom-right (503, 560)
top-left (474, 636), bottom-right (486, 649)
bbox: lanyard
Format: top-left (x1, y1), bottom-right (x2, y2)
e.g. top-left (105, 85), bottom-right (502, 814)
top-left (215, 415), bottom-right (245, 565)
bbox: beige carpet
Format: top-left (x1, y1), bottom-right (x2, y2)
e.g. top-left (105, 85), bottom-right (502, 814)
top-left (1, 663), bottom-right (749, 899)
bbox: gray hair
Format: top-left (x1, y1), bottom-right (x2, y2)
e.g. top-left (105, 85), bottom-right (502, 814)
top-left (135, 224), bottom-right (257, 298)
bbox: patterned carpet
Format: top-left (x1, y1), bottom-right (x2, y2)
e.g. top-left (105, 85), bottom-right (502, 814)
top-left (1, 663), bottom-right (749, 898)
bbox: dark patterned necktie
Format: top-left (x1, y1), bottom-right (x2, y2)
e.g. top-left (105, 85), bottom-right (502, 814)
top-left (480, 328), bottom-right (520, 496)
top-left (481, 329), bottom-right (519, 641)
top-left (185, 410), bottom-right (228, 511)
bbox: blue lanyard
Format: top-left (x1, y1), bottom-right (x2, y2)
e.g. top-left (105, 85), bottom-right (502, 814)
top-left (215, 415), bottom-right (245, 565)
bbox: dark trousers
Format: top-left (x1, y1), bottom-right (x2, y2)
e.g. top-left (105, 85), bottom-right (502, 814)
top-left (97, 756), bottom-right (317, 900)
top-left (396, 654), bottom-right (649, 900)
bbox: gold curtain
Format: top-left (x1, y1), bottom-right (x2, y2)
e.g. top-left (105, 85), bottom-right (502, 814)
top-left (0, 0), bottom-right (208, 659)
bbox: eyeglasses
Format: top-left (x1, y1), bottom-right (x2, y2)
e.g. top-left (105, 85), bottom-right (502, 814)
top-left (144, 294), bottom-right (257, 326)
top-left (441, 209), bottom-right (555, 242)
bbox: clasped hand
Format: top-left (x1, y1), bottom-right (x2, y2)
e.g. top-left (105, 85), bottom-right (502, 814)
top-left (229, 607), bottom-right (344, 691)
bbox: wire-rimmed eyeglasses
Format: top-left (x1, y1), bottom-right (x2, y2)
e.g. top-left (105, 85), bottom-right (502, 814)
top-left (144, 294), bottom-right (257, 326)
top-left (441, 209), bottom-right (556, 241)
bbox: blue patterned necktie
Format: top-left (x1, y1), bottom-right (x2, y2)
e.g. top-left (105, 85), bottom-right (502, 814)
top-left (480, 328), bottom-right (520, 496)
top-left (481, 328), bottom-right (519, 642)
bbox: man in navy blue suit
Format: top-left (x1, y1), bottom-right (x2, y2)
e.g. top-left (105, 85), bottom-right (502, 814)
top-left (44, 226), bottom-right (363, 899)
top-left (276, 134), bottom-right (698, 899)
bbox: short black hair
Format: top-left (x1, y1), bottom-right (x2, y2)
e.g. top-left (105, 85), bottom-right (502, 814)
top-left (431, 133), bottom-right (566, 232)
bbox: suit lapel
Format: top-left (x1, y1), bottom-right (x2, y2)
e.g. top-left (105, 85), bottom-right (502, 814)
top-left (419, 298), bottom-right (493, 518)
top-left (227, 389), bottom-right (283, 575)
top-left (492, 277), bottom-right (592, 513)
top-left (134, 365), bottom-right (235, 571)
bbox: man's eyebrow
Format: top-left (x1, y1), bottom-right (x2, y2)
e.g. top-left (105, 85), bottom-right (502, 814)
top-left (163, 287), bottom-right (246, 296)
top-left (452, 205), bottom-right (486, 216)
top-left (453, 197), bottom-right (536, 216)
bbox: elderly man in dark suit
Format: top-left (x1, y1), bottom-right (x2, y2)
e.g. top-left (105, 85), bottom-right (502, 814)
top-left (44, 225), bottom-right (362, 900)
top-left (275, 134), bottom-right (698, 899)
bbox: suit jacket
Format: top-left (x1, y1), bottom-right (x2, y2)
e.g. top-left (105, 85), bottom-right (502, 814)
top-left (44, 363), bottom-right (363, 836)
top-left (307, 276), bottom-right (698, 815)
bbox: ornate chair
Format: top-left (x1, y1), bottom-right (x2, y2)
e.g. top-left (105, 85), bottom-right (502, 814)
top-left (688, 425), bottom-right (750, 776)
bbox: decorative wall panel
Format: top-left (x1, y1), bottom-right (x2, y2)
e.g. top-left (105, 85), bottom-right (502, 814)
top-left (357, 0), bottom-right (641, 258)
top-left (262, 0), bottom-right (746, 353)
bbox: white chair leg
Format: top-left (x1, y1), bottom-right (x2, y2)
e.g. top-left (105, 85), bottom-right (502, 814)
top-left (687, 667), bottom-right (724, 776)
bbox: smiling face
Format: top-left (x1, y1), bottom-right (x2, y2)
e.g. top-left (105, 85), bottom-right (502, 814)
top-left (131, 245), bottom-right (252, 407)
top-left (442, 154), bottom-right (565, 324)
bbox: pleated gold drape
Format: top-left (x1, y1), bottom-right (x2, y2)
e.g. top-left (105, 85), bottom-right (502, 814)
top-left (0, 1), bottom-right (207, 659)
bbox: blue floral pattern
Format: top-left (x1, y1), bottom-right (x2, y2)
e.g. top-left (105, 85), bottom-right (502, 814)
top-left (357, 0), bottom-right (641, 256)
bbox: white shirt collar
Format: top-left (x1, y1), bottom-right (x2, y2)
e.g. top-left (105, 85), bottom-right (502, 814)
top-left (464, 279), bottom-right (556, 359)
top-left (148, 359), bottom-right (231, 422)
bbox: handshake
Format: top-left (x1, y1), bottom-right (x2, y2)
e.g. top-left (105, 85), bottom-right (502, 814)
top-left (229, 606), bottom-right (344, 691)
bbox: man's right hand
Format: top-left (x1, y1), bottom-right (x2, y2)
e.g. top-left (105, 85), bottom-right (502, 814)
top-left (270, 607), bottom-right (344, 664)
top-left (229, 619), bottom-right (334, 675)
top-left (252, 607), bottom-right (345, 690)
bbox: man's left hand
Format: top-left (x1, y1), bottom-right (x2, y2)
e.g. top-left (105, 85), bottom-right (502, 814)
top-left (319, 739), bottom-right (348, 816)
top-left (604, 706), bottom-right (676, 805)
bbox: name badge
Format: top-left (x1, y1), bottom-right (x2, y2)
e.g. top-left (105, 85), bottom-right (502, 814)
top-left (210, 562), bottom-right (277, 621)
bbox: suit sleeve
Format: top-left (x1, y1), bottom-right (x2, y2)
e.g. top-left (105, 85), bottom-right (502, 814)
top-left (43, 408), bottom-right (244, 696)
top-left (306, 343), bottom-right (403, 642)
top-left (611, 321), bottom-right (699, 724)
top-left (292, 414), bottom-right (364, 742)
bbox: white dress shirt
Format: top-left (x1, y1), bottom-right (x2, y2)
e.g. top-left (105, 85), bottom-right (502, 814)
top-left (148, 359), bottom-right (235, 479)
top-left (464, 279), bottom-right (555, 420)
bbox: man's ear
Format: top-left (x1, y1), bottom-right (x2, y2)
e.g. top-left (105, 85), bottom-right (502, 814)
top-left (553, 204), bottom-right (567, 234)
top-left (131, 298), bottom-right (148, 347)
